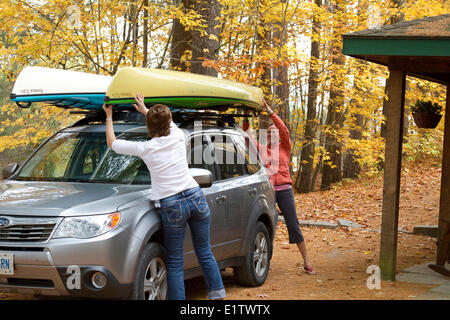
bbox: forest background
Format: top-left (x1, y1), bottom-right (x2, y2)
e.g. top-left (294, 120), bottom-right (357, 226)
top-left (0, 0), bottom-right (449, 193)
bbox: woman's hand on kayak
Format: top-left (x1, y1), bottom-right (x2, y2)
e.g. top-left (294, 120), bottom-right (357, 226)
top-left (262, 98), bottom-right (273, 115)
top-left (133, 93), bottom-right (149, 115)
top-left (102, 104), bottom-right (113, 118)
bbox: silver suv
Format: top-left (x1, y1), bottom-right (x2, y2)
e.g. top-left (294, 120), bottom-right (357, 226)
top-left (0, 110), bottom-right (277, 299)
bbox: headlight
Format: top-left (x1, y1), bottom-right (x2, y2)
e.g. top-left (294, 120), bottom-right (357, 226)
top-left (52, 212), bottom-right (120, 239)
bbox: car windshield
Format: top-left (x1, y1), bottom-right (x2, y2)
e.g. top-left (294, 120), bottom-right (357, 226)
top-left (14, 131), bottom-right (151, 185)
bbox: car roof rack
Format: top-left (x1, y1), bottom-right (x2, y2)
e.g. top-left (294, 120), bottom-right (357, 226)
top-left (173, 111), bottom-right (252, 128)
top-left (68, 109), bottom-right (147, 127)
top-left (68, 109), bottom-right (255, 128)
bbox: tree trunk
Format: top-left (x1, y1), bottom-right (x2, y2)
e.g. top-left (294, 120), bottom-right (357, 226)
top-left (343, 62), bottom-right (364, 179)
top-left (310, 87), bottom-right (326, 191)
top-left (294, 0), bottom-right (321, 193)
top-left (321, 64), bottom-right (346, 190)
top-left (343, 113), bottom-right (363, 179)
top-left (190, 0), bottom-right (221, 77)
top-left (131, 0), bottom-right (138, 67)
top-left (342, 0), bottom-right (370, 179)
top-left (255, 2), bottom-right (272, 130)
top-left (142, 0), bottom-right (148, 67)
top-left (320, 2), bottom-right (346, 191)
top-left (273, 3), bottom-right (290, 129)
top-left (170, 0), bottom-right (193, 71)
top-left (274, 64), bottom-right (290, 128)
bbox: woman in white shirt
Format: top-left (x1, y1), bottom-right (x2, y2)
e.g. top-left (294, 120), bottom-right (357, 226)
top-left (102, 96), bottom-right (225, 300)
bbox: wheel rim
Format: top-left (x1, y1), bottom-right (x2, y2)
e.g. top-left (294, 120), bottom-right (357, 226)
top-left (143, 257), bottom-right (167, 300)
top-left (253, 231), bottom-right (268, 277)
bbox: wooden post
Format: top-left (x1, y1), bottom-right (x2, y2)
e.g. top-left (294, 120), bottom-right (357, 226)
top-left (429, 84), bottom-right (450, 277)
top-left (379, 69), bottom-right (406, 281)
top-left (437, 85), bottom-right (450, 257)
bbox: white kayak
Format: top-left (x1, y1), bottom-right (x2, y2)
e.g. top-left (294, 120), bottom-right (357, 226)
top-left (10, 66), bottom-right (112, 109)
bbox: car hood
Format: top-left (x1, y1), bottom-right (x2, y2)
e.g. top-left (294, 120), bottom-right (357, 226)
top-left (0, 180), bottom-right (151, 217)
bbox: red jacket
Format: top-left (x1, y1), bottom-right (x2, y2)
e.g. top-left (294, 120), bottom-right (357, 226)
top-left (243, 113), bottom-right (292, 186)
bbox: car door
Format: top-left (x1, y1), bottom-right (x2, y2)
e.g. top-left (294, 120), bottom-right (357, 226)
top-left (231, 132), bottom-right (265, 240)
top-left (183, 133), bottom-right (228, 269)
top-left (204, 132), bottom-right (250, 259)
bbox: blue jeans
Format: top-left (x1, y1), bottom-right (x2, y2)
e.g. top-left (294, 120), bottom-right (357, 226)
top-left (160, 186), bottom-right (226, 300)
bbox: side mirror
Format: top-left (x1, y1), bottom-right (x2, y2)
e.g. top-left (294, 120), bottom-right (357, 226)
top-left (189, 168), bottom-right (213, 188)
top-left (2, 163), bottom-right (19, 180)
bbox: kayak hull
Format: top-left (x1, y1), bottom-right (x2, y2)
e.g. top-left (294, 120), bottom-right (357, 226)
top-left (11, 93), bottom-right (106, 109)
top-left (104, 67), bottom-right (263, 110)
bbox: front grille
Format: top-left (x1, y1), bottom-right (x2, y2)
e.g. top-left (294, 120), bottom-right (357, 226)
top-left (0, 224), bottom-right (56, 242)
top-left (0, 217), bottom-right (59, 243)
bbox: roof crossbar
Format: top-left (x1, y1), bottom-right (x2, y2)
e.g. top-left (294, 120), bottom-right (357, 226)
top-left (69, 109), bottom-right (254, 127)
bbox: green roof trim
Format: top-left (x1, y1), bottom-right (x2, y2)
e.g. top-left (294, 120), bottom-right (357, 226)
top-left (106, 96), bottom-right (261, 110)
top-left (343, 38), bottom-right (450, 57)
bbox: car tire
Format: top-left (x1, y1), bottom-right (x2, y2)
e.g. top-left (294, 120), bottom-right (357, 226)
top-left (128, 242), bottom-right (167, 300)
top-left (234, 221), bottom-right (272, 287)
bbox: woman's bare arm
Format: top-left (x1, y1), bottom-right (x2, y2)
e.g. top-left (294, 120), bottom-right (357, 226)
top-left (102, 104), bottom-right (116, 148)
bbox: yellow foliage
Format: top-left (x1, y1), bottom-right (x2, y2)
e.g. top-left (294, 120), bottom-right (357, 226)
top-left (0, 0), bottom-right (447, 177)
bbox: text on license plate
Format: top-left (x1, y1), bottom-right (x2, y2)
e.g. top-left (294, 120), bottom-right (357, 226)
top-left (0, 253), bottom-right (14, 275)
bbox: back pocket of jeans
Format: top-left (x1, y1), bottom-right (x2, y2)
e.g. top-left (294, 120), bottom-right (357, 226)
top-left (162, 202), bottom-right (183, 224)
top-left (192, 195), bottom-right (210, 216)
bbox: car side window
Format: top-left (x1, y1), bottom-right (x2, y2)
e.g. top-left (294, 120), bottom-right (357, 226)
top-left (210, 134), bottom-right (247, 180)
top-left (187, 134), bottom-right (217, 181)
top-left (232, 134), bottom-right (262, 175)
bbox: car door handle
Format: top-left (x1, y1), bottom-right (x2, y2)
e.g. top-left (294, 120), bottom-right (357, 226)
top-left (215, 195), bottom-right (226, 204)
top-left (249, 188), bottom-right (257, 196)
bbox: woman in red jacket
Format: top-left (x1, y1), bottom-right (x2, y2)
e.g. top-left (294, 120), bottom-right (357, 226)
top-left (243, 100), bottom-right (316, 275)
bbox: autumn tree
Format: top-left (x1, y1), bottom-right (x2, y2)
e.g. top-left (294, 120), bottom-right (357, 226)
top-left (295, 0), bottom-right (322, 193)
top-left (1, 0), bottom-right (449, 185)
top-left (170, 0), bottom-right (194, 71)
top-left (190, 0), bottom-right (221, 76)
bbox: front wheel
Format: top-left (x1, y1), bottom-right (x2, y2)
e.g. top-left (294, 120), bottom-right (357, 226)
top-left (129, 242), bottom-right (167, 300)
top-left (234, 221), bottom-right (272, 287)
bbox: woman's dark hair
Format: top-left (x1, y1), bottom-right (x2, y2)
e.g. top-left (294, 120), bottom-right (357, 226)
top-left (146, 104), bottom-right (172, 138)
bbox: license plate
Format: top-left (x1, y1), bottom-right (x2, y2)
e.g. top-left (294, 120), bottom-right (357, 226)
top-left (0, 253), bottom-right (14, 275)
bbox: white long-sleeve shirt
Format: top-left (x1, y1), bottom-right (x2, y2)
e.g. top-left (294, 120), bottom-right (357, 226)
top-left (111, 121), bottom-right (199, 200)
